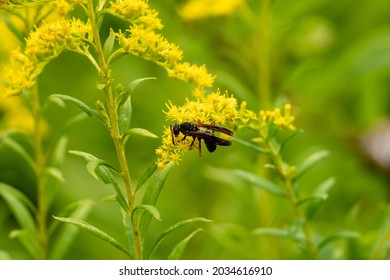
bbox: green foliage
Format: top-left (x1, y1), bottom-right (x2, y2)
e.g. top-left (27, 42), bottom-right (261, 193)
top-left (1, 0), bottom-right (390, 260)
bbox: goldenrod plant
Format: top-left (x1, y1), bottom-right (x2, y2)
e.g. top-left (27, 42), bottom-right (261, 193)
top-left (1, 0), bottom-right (389, 260)
top-left (0, 0), bottom-right (216, 260)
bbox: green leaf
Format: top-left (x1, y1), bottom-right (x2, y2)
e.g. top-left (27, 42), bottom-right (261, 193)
top-left (233, 137), bottom-right (268, 154)
top-left (53, 216), bottom-right (133, 258)
top-left (123, 128), bottom-right (159, 139)
top-left (0, 183), bottom-right (37, 234)
top-left (167, 228), bottom-right (203, 260)
top-left (232, 169), bottom-right (285, 197)
top-left (296, 193), bottom-right (328, 207)
top-left (147, 217), bottom-right (212, 259)
top-left (118, 96), bottom-right (132, 137)
top-left (318, 230), bottom-right (361, 250)
top-left (69, 151), bottom-right (116, 185)
top-left (136, 162), bottom-right (157, 192)
top-left (302, 177), bottom-right (336, 220)
top-left (49, 136), bottom-right (68, 168)
top-left (314, 177), bottom-right (336, 194)
top-left (133, 205), bottom-right (161, 224)
top-left (137, 162), bottom-right (173, 238)
top-left (44, 167), bottom-right (65, 183)
top-left (47, 113), bottom-right (87, 163)
top-left (253, 227), bottom-right (290, 238)
top-left (119, 77), bottom-right (156, 107)
top-left (121, 209), bottom-right (134, 257)
top-left (50, 94), bottom-right (105, 124)
top-left (1, 134), bottom-right (35, 171)
top-left (69, 151), bottom-right (128, 212)
top-left (49, 200), bottom-right (94, 259)
top-left (86, 159), bottom-right (120, 183)
top-left (294, 150), bottom-right (330, 180)
top-left (103, 29), bottom-right (116, 60)
top-left (9, 229), bottom-right (42, 259)
top-left (253, 227), bottom-right (306, 244)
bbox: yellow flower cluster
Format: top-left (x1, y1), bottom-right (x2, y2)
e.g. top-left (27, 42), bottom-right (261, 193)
top-left (179, 0), bottom-right (243, 21)
top-left (109, 0), bottom-right (163, 30)
top-left (260, 104), bottom-right (296, 131)
top-left (113, 0), bottom-right (214, 95)
top-left (4, 18), bottom-right (91, 96)
top-left (117, 25), bottom-right (183, 67)
top-left (156, 90), bottom-right (238, 168)
top-left (250, 104), bottom-right (296, 144)
top-left (167, 63), bottom-right (215, 92)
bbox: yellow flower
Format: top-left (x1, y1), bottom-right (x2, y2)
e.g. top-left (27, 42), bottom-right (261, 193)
top-left (179, 0), bottom-right (243, 21)
top-left (167, 63), bottom-right (215, 91)
top-left (156, 89), bottom-right (237, 168)
top-left (109, 0), bottom-right (163, 30)
top-left (273, 104), bottom-right (296, 131)
top-left (4, 18), bottom-right (91, 96)
top-left (117, 25), bottom-right (183, 67)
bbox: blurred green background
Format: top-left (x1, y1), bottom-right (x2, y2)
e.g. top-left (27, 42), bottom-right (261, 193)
top-left (1, 0), bottom-right (390, 259)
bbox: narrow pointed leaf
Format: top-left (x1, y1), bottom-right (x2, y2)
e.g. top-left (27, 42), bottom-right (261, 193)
top-left (118, 96), bottom-right (132, 136)
top-left (119, 77), bottom-right (156, 107)
top-left (318, 230), bottom-right (361, 250)
top-left (314, 177), bottom-right (336, 194)
top-left (9, 229), bottom-right (42, 259)
top-left (295, 150), bottom-right (330, 180)
top-left (50, 94), bottom-right (105, 123)
top-left (124, 128), bottom-right (159, 139)
top-left (53, 216), bottom-right (133, 258)
top-left (302, 177), bottom-right (336, 220)
top-left (137, 162), bottom-right (173, 238)
top-left (233, 137), bottom-right (268, 154)
top-left (86, 159), bottom-right (120, 183)
top-left (2, 135), bottom-right (35, 171)
top-left (0, 183), bottom-right (37, 234)
top-left (136, 162), bottom-right (157, 192)
top-left (103, 29), bottom-right (116, 60)
top-left (232, 169), bottom-right (285, 197)
top-left (49, 200), bottom-right (94, 259)
top-left (69, 151), bottom-right (128, 211)
top-left (296, 194), bottom-right (328, 207)
top-left (132, 205), bottom-right (161, 223)
top-left (49, 136), bottom-right (69, 168)
top-left (253, 227), bottom-right (290, 238)
top-left (121, 209), bottom-right (134, 256)
top-left (70, 151), bottom-right (116, 185)
top-left (167, 228), bottom-right (203, 260)
top-left (48, 113), bottom-right (87, 163)
top-left (147, 217), bottom-right (212, 259)
top-left (45, 167), bottom-right (65, 183)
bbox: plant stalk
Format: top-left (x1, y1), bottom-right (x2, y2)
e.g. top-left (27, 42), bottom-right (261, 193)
top-left (86, 0), bottom-right (142, 259)
top-left (269, 142), bottom-right (320, 260)
top-left (31, 85), bottom-right (47, 259)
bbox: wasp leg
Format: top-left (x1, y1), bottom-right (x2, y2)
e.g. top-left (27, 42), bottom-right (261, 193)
top-left (189, 136), bottom-right (196, 150)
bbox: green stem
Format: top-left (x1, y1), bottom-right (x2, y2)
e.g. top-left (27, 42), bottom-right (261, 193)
top-left (269, 142), bottom-right (320, 260)
top-left (257, 0), bottom-right (271, 109)
top-left (31, 85), bottom-right (47, 259)
top-left (86, 0), bottom-right (142, 259)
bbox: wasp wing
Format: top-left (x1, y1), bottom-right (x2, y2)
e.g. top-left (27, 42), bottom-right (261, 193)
top-left (192, 122), bottom-right (234, 136)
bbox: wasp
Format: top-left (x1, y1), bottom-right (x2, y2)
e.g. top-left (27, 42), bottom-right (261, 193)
top-left (170, 121), bottom-right (234, 156)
